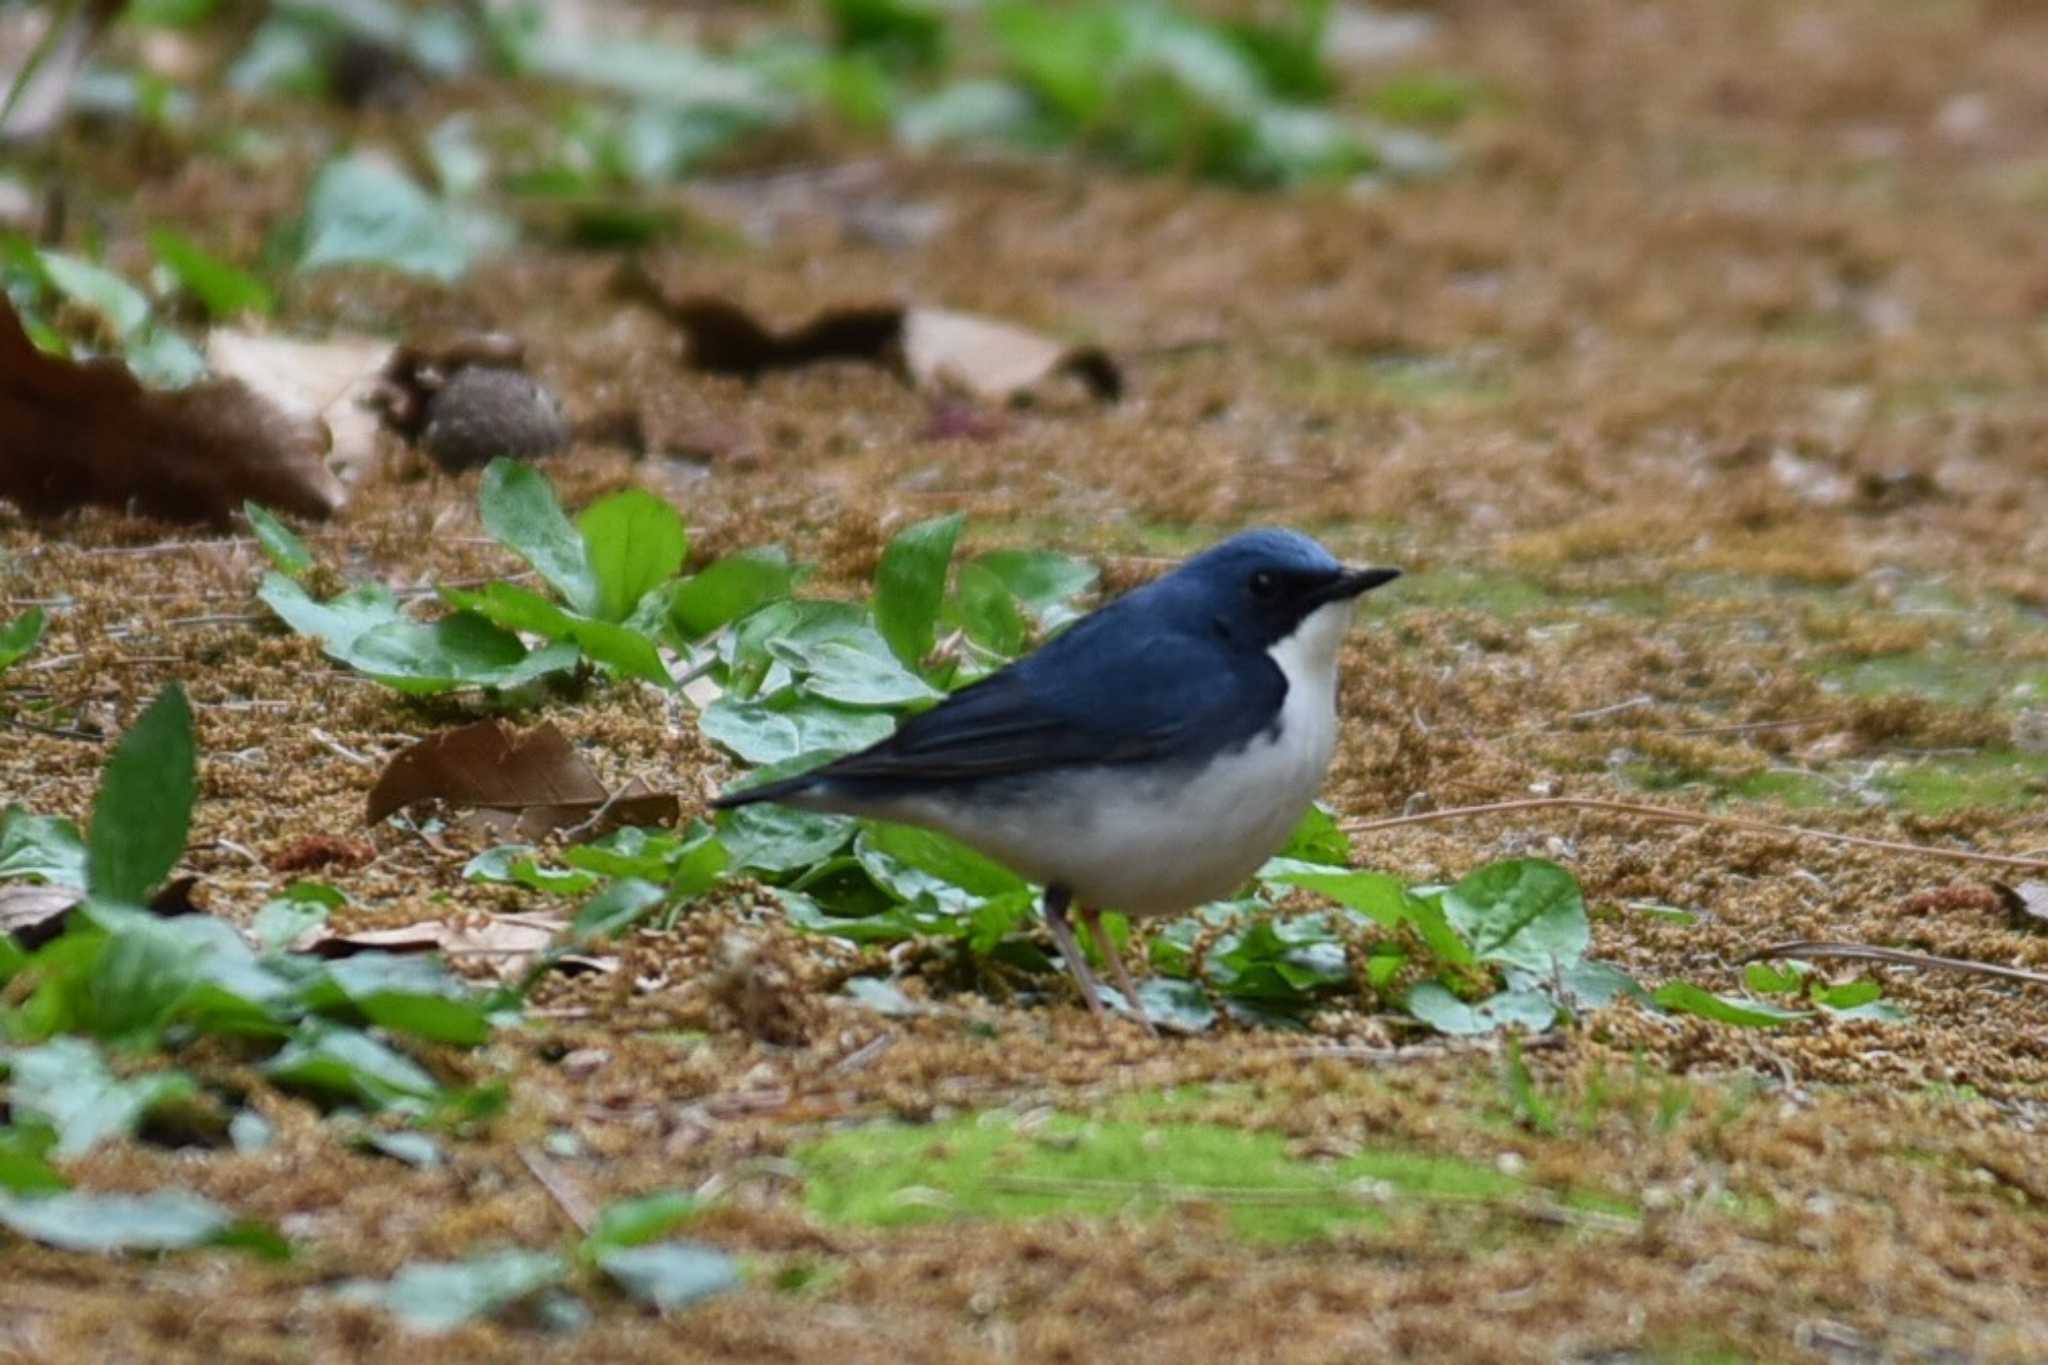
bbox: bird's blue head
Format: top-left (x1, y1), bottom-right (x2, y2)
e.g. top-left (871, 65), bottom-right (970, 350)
top-left (1142, 529), bottom-right (1401, 649)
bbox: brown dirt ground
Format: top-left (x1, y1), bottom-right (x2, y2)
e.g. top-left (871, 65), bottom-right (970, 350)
top-left (5, 1), bottom-right (2048, 1361)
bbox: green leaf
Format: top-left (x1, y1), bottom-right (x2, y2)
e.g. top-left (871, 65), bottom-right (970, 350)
top-left (359, 1131), bottom-right (444, 1168)
top-left (443, 582), bottom-right (672, 686)
top-left (948, 561), bottom-right (1026, 657)
top-left (250, 881), bottom-right (344, 951)
top-left (260, 574), bottom-right (577, 694)
top-left (1440, 858), bottom-right (1589, 975)
top-left (86, 685), bottom-right (195, 906)
top-left (3, 1037), bottom-right (197, 1158)
top-left (264, 1024), bottom-right (443, 1107)
top-left (1743, 961), bottom-right (1808, 995)
top-left (971, 549), bottom-right (1099, 624)
top-left (597, 1242), bottom-right (741, 1311)
top-left (0, 808), bottom-right (85, 886)
top-left (700, 696), bottom-right (896, 767)
top-left (872, 513), bottom-right (964, 669)
top-left (1650, 982), bottom-right (1809, 1028)
top-left (1812, 978), bottom-right (1882, 1010)
top-left (1275, 804), bottom-right (1349, 867)
top-left (1261, 861), bottom-right (1411, 928)
top-left (577, 489), bottom-right (688, 623)
top-left (297, 154), bottom-right (483, 283)
top-left (243, 502), bottom-right (313, 580)
top-left (342, 1249), bottom-right (568, 1334)
top-left (38, 250), bottom-right (151, 336)
top-left (720, 797), bottom-right (857, 874)
top-left (0, 607), bottom-right (46, 673)
top-left (571, 878), bottom-right (666, 943)
top-left (478, 460), bottom-right (600, 613)
top-left (147, 228), bottom-right (273, 318)
top-left (1405, 981), bottom-right (1559, 1036)
top-left (668, 546), bottom-right (797, 639)
top-left (0, 1189), bottom-right (245, 1253)
top-left (771, 634), bottom-right (943, 707)
top-left (122, 326), bottom-right (208, 389)
top-left (1132, 977), bottom-right (1216, 1033)
top-left (309, 955), bottom-right (494, 1046)
top-left (586, 1191), bottom-right (700, 1253)
top-left (858, 823), bottom-right (1026, 898)
top-left (0, 1125), bottom-right (65, 1195)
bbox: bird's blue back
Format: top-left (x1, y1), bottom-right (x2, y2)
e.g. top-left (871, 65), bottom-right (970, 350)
top-left (803, 530), bottom-right (1340, 791)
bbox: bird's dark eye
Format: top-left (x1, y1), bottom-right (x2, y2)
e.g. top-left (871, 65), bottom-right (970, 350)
top-left (1248, 570), bottom-right (1281, 600)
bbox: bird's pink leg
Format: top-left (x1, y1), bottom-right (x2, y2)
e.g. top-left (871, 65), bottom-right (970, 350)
top-left (1042, 885), bottom-right (1107, 1023)
top-left (1081, 906), bottom-right (1157, 1039)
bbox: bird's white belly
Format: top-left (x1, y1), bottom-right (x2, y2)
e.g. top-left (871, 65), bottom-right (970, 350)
top-left (880, 626), bottom-right (1342, 915)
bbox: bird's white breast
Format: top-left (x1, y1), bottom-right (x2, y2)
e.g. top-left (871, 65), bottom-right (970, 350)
top-left (874, 597), bottom-right (1355, 916)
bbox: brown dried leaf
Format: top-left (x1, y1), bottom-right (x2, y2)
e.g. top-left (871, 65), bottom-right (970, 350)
top-left (205, 329), bottom-right (393, 486)
top-left (366, 720), bottom-right (606, 825)
top-left (292, 912), bottom-right (567, 980)
top-left (291, 922), bottom-right (448, 959)
top-left (0, 296), bottom-right (345, 525)
top-left (618, 271), bottom-right (1120, 403)
top-left (1996, 879), bottom-right (2048, 930)
top-left (366, 720), bottom-right (680, 838)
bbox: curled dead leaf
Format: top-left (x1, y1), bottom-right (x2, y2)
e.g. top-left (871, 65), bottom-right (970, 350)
top-left (206, 329), bottom-right (394, 487)
top-left (0, 296), bottom-right (344, 525)
top-left (617, 268), bottom-right (1121, 404)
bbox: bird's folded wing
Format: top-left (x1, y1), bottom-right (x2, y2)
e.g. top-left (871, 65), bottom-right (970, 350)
top-left (808, 629), bottom-right (1283, 786)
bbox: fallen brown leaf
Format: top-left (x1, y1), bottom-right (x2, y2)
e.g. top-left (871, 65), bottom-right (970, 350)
top-left (0, 296), bottom-right (345, 526)
top-left (365, 719), bottom-right (680, 839)
top-left (617, 269), bottom-right (1121, 403)
top-left (292, 911), bottom-right (571, 981)
top-left (0, 882), bottom-right (82, 951)
top-left (205, 329), bottom-right (394, 487)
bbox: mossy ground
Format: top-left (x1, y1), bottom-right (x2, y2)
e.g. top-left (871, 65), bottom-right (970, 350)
top-left (5, 1), bottom-right (2048, 1361)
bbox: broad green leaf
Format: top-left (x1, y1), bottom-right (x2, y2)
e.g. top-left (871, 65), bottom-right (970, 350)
top-left (0, 1189), bottom-right (241, 1253)
top-left (243, 501), bottom-right (312, 579)
top-left (264, 1023), bottom-right (443, 1107)
top-left (858, 822), bottom-right (1025, 898)
top-left (1405, 981), bottom-right (1559, 1036)
top-left (148, 228), bottom-right (273, 318)
top-left (570, 878), bottom-right (666, 943)
top-left (249, 881), bottom-right (344, 951)
top-left (38, 250), bottom-right (151, 336)
top-left (341, 1249), bottom-right (567, 1334)
top-left (948, 561), bottom-right (1026, 657)
top-left (1440, 858), bottom-right (1588, 974)
top-left (771, 635), bottom-right (943, 707)
top-left (0, 808), bottom-right (85, 886)
top-left (86, 685), bottom-right (194, 905)
top-left (667, 546), bottom-right (796, 639)
top-left (1261, 861), bottom-right (1410, 928)
top-left (259, 574), bottom-right (577, 694)
top-left (1650, 982), bottom-right (1808, 1028)
top-left (1275, 803), bottom-right (1349, 867)
top-left (577, 489), bottom-right (687, 623)
top-left (443, 582), bottom-right (672, 686)
top-left (564, 823), bottom-right (727, 897)
top-left (972, 548), bottom-right (1099, 621)
top-left (0, 1125), bottom-right (65, 1194)
top-left (308, 955), bottom-right (493, 1046)
top-left (122, 326), bottom-right (208, 388)
top-left (1132, 977), bottom-right (1216, 1033)
top-left (586, 1191), bottom-right (700, 1253)
top-left (1210, 917), bottom-right (1350, 1003)
top-left (297, 154), bottom-right (480, 283)
top-left (873, 512), bottom-right (963, 669)
top-left (1812, 978), bottom-right (1882, 1010)
top-left (699, 696), bottom-right (896, 767)
top-left (1525, 959), bottom-right (1650, 1012)
top-left (720, 799), bottom-right (856, 873)
top-left (597, 1242), bottom-right (741, 1311)
top-left (478, 460), bottom-right (599, 613)
top-left (1743, 961), bottom-right (1808, 995)
top-left (0, 607), bottom-right (45, 672)
top-left (3, 1037), bottom-right (197, 1158)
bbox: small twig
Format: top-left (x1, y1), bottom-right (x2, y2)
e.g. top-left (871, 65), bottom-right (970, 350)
top-left (517, 1146), bottom-right (595, 1236)
top-left (2, 714), bottom-right (100, 742)
top-left (1344, 797), bottom-right (2048, 873)
top-left (309, 727), bottom-right (375, 767)
top-left (1562, 695), bottom-right (1655, 725)
top-left (1736, 941), bottom-right (2048, 989)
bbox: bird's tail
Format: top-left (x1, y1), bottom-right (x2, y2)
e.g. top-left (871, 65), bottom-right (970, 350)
top-left (709, 770), bottom-right (825, 811)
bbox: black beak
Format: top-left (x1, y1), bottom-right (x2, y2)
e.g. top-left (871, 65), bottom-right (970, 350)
top-left (1312, 566), bottom-right (1401, 606)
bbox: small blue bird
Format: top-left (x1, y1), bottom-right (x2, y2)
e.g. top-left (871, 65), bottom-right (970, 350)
top-left (714, 530), bottom-right (1400, 1031)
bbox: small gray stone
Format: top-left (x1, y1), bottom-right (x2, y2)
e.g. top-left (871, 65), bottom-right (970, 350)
top-left (420, 366), bottom-right (569, 470)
